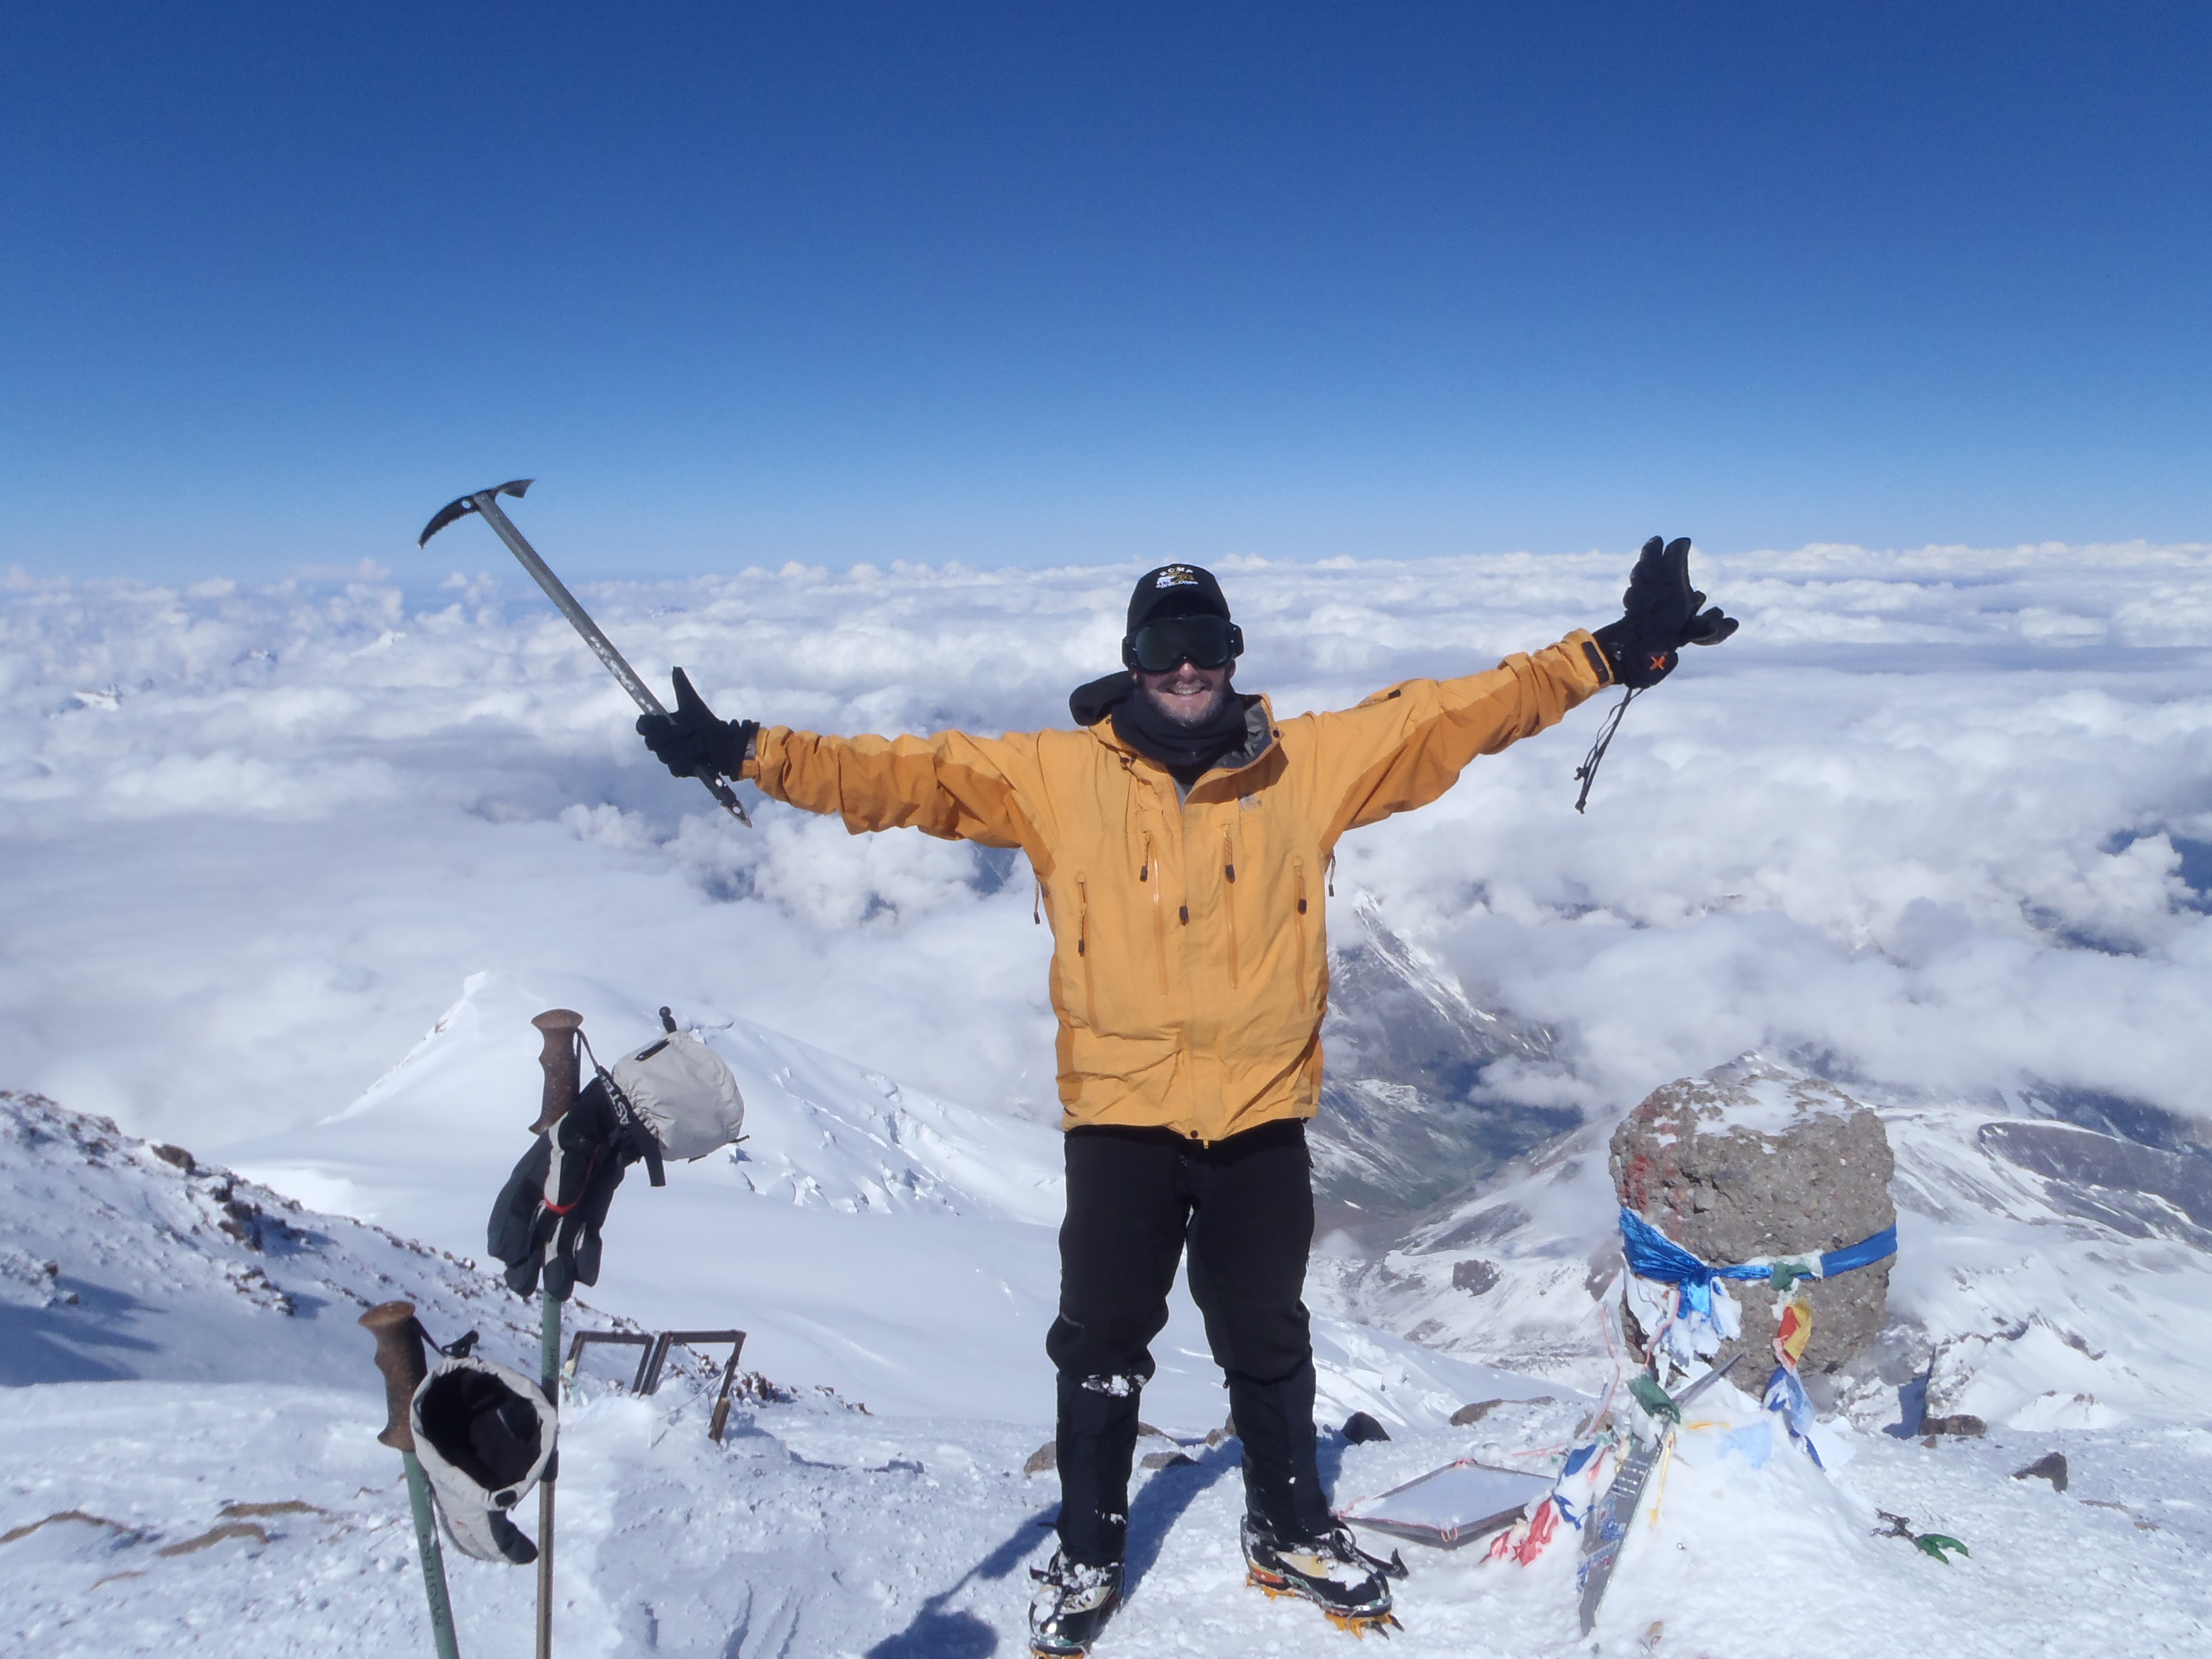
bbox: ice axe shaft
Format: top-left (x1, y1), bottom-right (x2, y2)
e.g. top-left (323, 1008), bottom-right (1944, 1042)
top-left (418, 480), bottom-right (750, 826)
top-left (360, 1302), bottom-right (463, 1659)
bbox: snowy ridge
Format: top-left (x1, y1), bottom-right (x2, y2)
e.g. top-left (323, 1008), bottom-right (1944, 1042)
top-left (0, 1088), bottom-right (589, 1391)
top-left (5, 1056), bottom-right (2211, 1654)
top-left (221, 969), bottom-right (1534, 1432)
top-left (1889, 1101), bottom-right (2212, 1430)
top-left (322, 968), bottom-right (1066, 1226)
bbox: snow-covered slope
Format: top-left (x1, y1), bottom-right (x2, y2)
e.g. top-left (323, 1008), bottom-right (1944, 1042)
top-left (214, 968), bottom-right (1070, 1423)
top-left (7, 1062), bottom-right (2211, 1656)
top-left (1892, 1100), bottom-right (2212, 1430)
top-left (211, 972), bottom-right (1539, 1432)
top-left (0, 1087), bottom-right (585, 1390)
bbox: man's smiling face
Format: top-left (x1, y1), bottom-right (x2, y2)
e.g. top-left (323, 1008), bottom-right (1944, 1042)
top-left (1135, 659), bottom-right (1233, 726)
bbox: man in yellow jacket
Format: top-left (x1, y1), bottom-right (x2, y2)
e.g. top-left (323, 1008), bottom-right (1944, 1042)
top-left (639, 541), bottom-right (1735, 1651)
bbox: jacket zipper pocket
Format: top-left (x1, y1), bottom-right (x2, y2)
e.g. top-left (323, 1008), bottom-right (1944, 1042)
top-left (1076, 875), bottom-right (1097, 1023)
top-left (1142, 833), bottom-right (1167, 991)
top-left (1293, 856), bottom-right (1309, 995)
top-left (1222, 829), bottom-right (1239, 989)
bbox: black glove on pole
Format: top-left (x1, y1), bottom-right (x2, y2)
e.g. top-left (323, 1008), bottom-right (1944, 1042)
top-left (1575, 535), bottom-right (1739, 811)
top-left (638, 668), bottom-right (757, 782)
top-left (487, 1075), bottom-right (665, 1302)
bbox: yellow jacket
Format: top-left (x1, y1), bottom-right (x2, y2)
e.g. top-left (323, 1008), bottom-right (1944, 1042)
top-left (745, 631), bottom-right (1609, 1142)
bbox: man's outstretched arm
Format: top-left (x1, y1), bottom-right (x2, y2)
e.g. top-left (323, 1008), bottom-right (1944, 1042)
top-left (1308, 632), bottom-right (1609, 839)
top-left (1310, 535), bottom-right (1737, 837)
top-left (637, 669), bottom-right (1038, 847)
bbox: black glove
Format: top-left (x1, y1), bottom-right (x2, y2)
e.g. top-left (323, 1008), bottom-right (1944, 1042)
top-left (486, 1076), bottom-right (663, 1302)
top-left (636, 668), bottom-right (756, 780)
top-left (1589, 536), bottom-right (1739, 689)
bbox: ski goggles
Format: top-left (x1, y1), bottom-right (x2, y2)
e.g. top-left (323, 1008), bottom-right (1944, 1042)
top-left (1123, 614), bottom-right (1245, 673)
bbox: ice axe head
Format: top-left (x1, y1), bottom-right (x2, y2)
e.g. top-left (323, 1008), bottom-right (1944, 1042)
top-left (419, 479), bottom-right (534, 548)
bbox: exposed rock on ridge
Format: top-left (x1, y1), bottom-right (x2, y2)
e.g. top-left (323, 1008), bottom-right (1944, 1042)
top-left (0, 1088), bottom-right (611, 1389)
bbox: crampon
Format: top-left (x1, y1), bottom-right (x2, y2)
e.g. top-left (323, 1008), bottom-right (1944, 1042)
top-left (1241, 1516), bottom-right (1407, 1636)
top-left (1247, 1572), bottom-right (1404, 1636)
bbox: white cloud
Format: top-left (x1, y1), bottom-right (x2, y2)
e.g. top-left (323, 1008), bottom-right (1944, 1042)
top-left (3, 541), bottom-right (2209, 1154)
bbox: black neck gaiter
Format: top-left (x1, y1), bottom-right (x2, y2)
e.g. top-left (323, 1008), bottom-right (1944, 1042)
top-left (1108, 679), bottom-right (1253, 783)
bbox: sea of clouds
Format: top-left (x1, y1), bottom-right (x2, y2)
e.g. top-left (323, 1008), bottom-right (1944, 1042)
top-left (4, 539), bottom-right (2210, 1160)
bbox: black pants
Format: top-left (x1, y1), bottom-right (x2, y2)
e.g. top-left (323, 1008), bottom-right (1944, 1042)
top-left (1047, 1118), bottom-right (1329, 1566)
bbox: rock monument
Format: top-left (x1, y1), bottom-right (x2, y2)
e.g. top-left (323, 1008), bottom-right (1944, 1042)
top-left (1608, 1055), bottom-right (1896, 1394)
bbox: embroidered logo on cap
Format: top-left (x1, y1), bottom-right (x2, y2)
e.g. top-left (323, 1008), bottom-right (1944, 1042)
top-left (1154, 565), bottom-right (1200, 589)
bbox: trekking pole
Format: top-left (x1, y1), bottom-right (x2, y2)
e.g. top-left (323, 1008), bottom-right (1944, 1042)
top-left (538, 1289), bottom-right (561, 1659)
top-left (529, 1008), bottom-right (582, 1659)
top-left (361, 1301), bottom-right (463, 1659)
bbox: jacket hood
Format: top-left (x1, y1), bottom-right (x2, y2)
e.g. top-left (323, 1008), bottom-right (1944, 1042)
top-left (1068, 670), bottom-right (1135, 728)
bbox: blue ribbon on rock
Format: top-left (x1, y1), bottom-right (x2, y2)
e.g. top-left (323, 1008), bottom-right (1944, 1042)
top-left (1617, 1209), bottom-right (1898, 1321)
top-left (1809, 1226), bottom-right (1900, 1276)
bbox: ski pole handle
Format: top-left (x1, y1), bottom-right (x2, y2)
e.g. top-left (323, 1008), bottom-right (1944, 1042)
top-left (530, 1009), bottom-right (584, 1135)
top-left (361, 1300), bottom-right (430, 1452)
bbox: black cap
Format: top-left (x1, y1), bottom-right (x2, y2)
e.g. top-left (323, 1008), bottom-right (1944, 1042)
top-left (1126, 564), bottom-right (1231, 635)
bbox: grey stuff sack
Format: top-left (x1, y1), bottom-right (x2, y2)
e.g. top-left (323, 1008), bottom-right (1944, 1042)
top-left (609, 1028), bottom-right (746, 1162)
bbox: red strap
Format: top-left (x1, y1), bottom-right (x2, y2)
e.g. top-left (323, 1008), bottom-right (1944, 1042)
top-left (543, 1146), bottom-right (603, 1215)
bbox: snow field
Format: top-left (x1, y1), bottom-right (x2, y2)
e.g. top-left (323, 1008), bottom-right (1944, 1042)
top-left (5, 1380), bottom-right (2203, 1657)
top-left (214, 967), bottom-right (1570, 1431)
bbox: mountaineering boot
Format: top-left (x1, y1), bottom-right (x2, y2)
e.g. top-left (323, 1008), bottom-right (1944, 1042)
top-left (1028, 1551), bottom-right (1125, 1657)
top-left (1241, 1514), bottom-right (1406, 1635)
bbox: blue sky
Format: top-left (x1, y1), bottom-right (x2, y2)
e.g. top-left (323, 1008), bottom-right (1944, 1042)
top-left (3, 3), bottom-right (2205, 581)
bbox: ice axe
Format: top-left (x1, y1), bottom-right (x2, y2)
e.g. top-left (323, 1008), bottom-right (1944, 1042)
top-left (419, 480), bottom-right (751, 826)
top-left (360, 1301), bottom-right (464, 1659)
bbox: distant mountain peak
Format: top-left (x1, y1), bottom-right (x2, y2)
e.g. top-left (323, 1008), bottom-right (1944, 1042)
top-left (1308, 896), bottom-right (1576, 1223)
